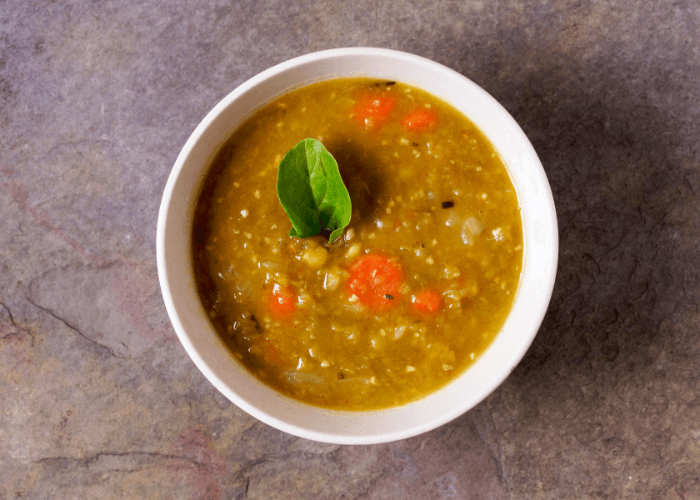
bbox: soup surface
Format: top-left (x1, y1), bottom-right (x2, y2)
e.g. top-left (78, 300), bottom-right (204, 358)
top-left (192, 78), bottom-right (523, 410)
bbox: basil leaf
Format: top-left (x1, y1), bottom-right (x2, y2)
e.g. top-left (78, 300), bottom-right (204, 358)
top-left (276, 138), bottom-right (352, 243)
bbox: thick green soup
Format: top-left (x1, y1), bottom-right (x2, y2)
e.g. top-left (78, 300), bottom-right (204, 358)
top-left (192, 79), bottom-right (523, 410)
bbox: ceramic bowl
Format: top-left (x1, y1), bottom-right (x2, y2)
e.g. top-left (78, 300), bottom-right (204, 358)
top-left (157, 47), bottom-right (558, 444)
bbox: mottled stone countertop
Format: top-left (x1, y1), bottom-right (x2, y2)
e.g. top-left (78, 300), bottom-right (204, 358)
top-left (2, 1), bottom-right (699, 499)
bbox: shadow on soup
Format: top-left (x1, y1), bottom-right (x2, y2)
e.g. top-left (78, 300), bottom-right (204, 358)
top-left (192, 78), bottom-right (523, 410)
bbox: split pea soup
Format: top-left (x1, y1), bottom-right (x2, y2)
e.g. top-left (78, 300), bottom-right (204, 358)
top-left (192, 78), bottom-right (523, 410)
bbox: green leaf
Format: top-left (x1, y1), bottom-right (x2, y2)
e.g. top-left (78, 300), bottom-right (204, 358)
top-left (276, 139), bottom-right (352, 243)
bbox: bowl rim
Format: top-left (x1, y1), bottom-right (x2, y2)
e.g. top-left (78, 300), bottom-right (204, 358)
top-left (157, 47), bottom-right (558, 444)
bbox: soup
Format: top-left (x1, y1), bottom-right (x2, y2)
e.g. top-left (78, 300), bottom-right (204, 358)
top-left (192, 78), bottom-right (523, 410)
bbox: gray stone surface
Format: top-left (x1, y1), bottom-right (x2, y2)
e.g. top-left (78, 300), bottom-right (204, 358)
top-left (1, 0), bottom-right (699, 498)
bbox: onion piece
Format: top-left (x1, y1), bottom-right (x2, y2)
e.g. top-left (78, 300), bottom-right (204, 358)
top-left (460, 225), bottom-right (474, 246)
top-left (259, 260), bottom-right (281, 271)
top-left (444, 211), bottom-right (462, 228)
top-left (283, 370), bottom-right (327, 386)
top-left (465, 216), bottom-right (484, 236)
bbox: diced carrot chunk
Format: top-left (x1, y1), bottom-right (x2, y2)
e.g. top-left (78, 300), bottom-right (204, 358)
top-left (402, 108), bottom-right (438, 132)
top-left (412, 290), bottom-right (441, 314)
top-left (352, 93), bottom-right (396, 129)
top-left (267, 284), bottom-right (296, 318)
top-left (347, 254), bottom-right (403, 310)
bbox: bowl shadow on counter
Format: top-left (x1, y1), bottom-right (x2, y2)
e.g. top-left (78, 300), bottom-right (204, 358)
top-left (444, 50), bottom-right (700, 496)
top-left (480, 58), bottom-right (699, 396)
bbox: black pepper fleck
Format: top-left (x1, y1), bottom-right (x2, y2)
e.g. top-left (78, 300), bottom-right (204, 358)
top-left (441, 201), bottom-right (455, 209)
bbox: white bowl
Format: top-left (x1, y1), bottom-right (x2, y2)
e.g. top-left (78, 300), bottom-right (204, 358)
top-left (157, 48), bottom-right (558, 445)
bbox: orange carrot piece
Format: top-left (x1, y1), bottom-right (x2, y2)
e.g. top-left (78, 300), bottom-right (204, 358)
top-left (352, 93), bottom-right (396, 129)
top-left (412, 290), bottom-right (441, 314)
top-left (402, 108), bottom-right (438, 132)
top-left (267, 284), bottom-right (296, 318)
top-left (346, 254), bottom-right (403, 310)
